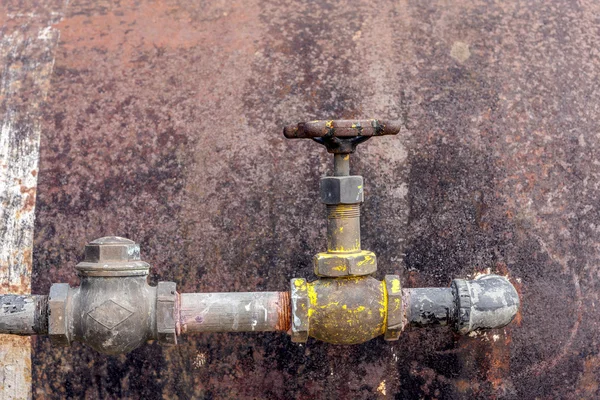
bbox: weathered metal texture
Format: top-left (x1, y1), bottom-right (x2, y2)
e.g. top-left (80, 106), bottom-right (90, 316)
top-left (0, 295), bottom-right (47, 335)
top-left (18, 0), bottom-right (600, 398)
top-left (0, 1), bottom-right (63, 397)
top-left (306, 276), bottom-right (387, 345)
top-left (403, 287), bottom-right (455, 328)
top-left (290, 278), bottom-right (310, 343)
top-left (383, 275), bottom-right (402, 341)
top-left (180, 292), bottom-right (289, 334)
top-left (320, 176), bottom-right (363, 205)
top-left (156, 281), bottom-right (178, 345)
top-left (283, 119), bottom-right (401, 139)
top-left (47, 283), bottom-right (69, 346)
top-left (452, 275), bottom-right (519, 334)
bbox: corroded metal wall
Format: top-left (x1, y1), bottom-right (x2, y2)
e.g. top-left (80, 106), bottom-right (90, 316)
top-left (1, 0), bottom-right (598, 398)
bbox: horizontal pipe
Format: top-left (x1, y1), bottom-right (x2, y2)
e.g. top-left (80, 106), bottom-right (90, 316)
top-left (403, 288), bottom-right (455, 328)
top-left (179, 292), bottom-right (290, 334)
top-left (401, 275), bottom-right (519, 333)
top-left (0, 294), bottom-right (48, 335)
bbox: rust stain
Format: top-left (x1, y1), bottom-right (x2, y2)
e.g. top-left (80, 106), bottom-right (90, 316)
top-left (22, 0), bottom-right (600, 398)
top-left (577, 355), bottom-right (600, 398)
top-left (0, 336), bottom-right (32, 393)
top-left (54, 0), bottom-right (259, 68)
top-left (276, 291), bottom-right (291, 332)
top-left (19, 186), bottom-right (37, 212)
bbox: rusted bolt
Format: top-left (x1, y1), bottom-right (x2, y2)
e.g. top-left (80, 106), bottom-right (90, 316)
top-left (384, 275), bottom-right (403, 341)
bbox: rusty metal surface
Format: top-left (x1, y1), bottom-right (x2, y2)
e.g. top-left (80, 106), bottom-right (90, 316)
top-left (4, 0), bottom-right (594, 398)
top-left (0, 1), bottom-right (64, 396)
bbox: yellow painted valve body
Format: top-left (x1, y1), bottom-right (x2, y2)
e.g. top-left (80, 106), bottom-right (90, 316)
top-left (307, 276), bottom-right (386, 344)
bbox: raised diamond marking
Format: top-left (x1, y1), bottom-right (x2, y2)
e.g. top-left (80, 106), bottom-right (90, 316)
top-left (88, 300), bottom-right (134, 330)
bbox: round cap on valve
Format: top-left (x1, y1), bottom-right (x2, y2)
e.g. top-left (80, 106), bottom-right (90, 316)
top-left (75, 236), bottom-right (150, 277)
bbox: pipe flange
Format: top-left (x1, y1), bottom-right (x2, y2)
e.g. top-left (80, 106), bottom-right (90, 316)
top-left (384, 275), bottom-right (404, 341)
top-left (290, 278), bottom-right (309, 343)
top-left (156, 282), bottom-right (178, 345)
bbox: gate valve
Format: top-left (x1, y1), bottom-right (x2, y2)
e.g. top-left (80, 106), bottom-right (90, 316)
top-left (0, 119), bottom-right (520, 355)
top-left (284, 119), bottom-right (520, 344)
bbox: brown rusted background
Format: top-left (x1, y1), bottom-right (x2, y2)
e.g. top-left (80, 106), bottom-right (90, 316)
top-left (2, 0), bottom-right (598, 398)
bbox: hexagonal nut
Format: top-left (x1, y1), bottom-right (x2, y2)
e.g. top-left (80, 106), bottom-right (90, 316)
top-left (314, 250), bottom-right (377, 277)
top-left (320, 176), bottom-right (364, 204)
top-left (290, 278), bottom-right (309, 343)
top-left (156, 281), bottom-right (178, 345)
top-left (48, 283), bottom-right (71, 346)
top-left (384, 275), bottom-right (403, 341)
top-left (84, 236), bottom-right (141, 263)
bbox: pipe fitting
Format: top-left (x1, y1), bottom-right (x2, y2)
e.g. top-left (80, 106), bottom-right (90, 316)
top-left (47, 237), bottom-right (178, 355)
top-left (289, 274), bottom-right (520, 345)
top-left (0, 119), bottom-right (522, 356)
top-left (290, 276), bottom-right (386, 345)
top-left (384, 275), bottom-right (403, 341)
top-left (451, 275), bottom-right (520, 334)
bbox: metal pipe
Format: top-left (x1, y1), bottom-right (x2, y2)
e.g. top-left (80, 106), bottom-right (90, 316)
top-left (0, 294), bottom-right (48, 335)
top-left (333, 153), bottom-right (350, 176)
top-left (179, 291), bottom-right (290, 334)
top-left (403, 288), bottom-right (455, 328)
top-left (326, 204), bottom-right (361, 253)
top-left (399, 275), bottom-right (520, 333)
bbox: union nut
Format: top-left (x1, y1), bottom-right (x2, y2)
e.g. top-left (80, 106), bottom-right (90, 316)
top-left (156, 282), bottom-right (178, 345)
top-left (290, 278), bottom-right (310, 343)
top-left (384, 275), bottom-right (404, 341)
top-left (48, 283), bottom-right (71, 346)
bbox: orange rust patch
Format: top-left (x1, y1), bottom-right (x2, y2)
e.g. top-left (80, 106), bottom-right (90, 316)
top-left (19, 186), bottom-right (37, 212)
top-left (487, 332), bottom-right (511, 392)
top-left (0, 336), bottom-right (32, 394)
top-left (54, 0), bottom-right (260, 68)
top-left (455, 379), bottom-right (471, 393)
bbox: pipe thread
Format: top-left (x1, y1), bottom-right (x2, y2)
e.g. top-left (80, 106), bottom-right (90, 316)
top-left (276, 291), bottom-right (291, 331)
top-left (327, 204), bottom-right (360, 219)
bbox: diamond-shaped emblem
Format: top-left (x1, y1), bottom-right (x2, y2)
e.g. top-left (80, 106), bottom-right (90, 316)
top-left (88, 300), bottom-right (134, 330)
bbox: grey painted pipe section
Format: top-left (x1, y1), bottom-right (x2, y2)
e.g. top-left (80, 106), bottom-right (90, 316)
top-left (404, 287), bottom-right (455, 328)
top-left (403, 274), bottom-right (520, 333)
top-left (179, 292), bottom-right (287, 333)
top-left (0, 294), bottom-right (48, 335)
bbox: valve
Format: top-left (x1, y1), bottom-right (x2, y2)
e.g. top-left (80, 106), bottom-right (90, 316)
top-left (284, 119), bottom-right (520, 344)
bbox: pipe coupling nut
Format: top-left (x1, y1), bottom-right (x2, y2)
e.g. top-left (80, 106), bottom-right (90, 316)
top-left (384, 275), bottom-right (404, 341)
top-left (156, 282), bottom-right (178, 345)
top-left (290, 278), bottom-right (309, 343)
